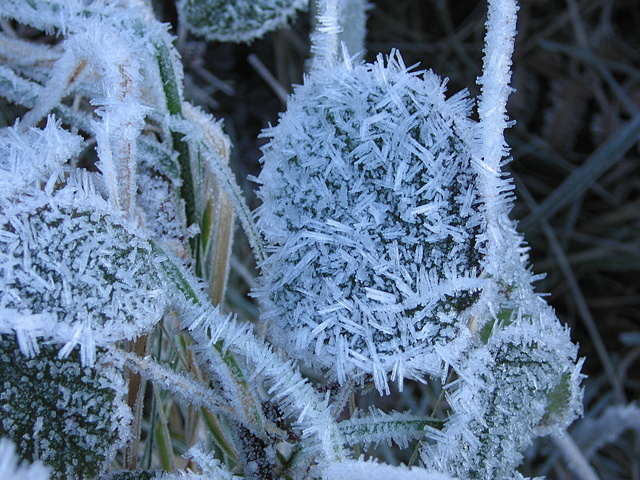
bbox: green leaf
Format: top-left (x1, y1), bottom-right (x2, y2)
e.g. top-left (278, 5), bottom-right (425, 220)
top-left (0, 337), bottom-right (129, 480)
top-left (177, 0), bottom-right (308, 43)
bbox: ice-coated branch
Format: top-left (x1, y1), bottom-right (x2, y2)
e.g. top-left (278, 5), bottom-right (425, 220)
top-left (476, 0), bottom-right (518, 172)
top-left (309, 0), bottom-right (369, 70)
top-left (551, 431), bottom-right (601, 480)
top-left (309, 0), bottom-right (341, 69)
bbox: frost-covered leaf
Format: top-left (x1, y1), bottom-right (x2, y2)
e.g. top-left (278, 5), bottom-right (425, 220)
top-left (0, 438), bottom-right (50, 480)
top-left (422, 316), bottom-right (583, 480)
top-left (177, 0), bottom-right (308, 43)
top-left (339, 408), bottom-right (442, 449)
top-left (255, 50), bottom-right (483, 392)
top-left (323, 459), bottom-right (457, 480)
top-left (0, 336), bottom-right (130, 480)
top-left (0, 177), bottom-right (168, 365)
top-left (256, 0), bottom-right (584, 475)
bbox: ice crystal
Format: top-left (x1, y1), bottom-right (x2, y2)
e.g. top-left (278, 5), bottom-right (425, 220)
top-left (0, 178), bottom-right (167, 365)
top-left (0, 119), bottom-right (83, 202)
top-left (255, 50), bottom-right (485, 391)
top-left (0, 438), bottom-right (50, 480)
top-left (422, 315), bottom-right (583, 480)
top-left (177, 0), bottom-right (308, 43)
top-left (0, 336), bottom-right (130, 480)
top-left (324, 459), bottom-right (457, 480)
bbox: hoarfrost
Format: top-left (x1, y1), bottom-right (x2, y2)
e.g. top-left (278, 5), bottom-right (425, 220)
top-left (0, 438), bottom-right (50, 480)
top-left (255, 50), bottom-right (484, 392)
top-left (0, 175), bottom-right (168, 365)
top-left (0, 119), bottom-right (83, 201)
top-left (177, 0), bottom-right (308, 43)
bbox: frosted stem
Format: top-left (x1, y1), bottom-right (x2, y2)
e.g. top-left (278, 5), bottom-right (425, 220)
top-left (182, 103), bottom-right (267, 264)
top-left (552, 431), bottom-right (601, 480)
top-left (310, 0), bottom-right (342, 70)
top-left (115, 349), bottom-right (232, 416)
top-left (475, 0), bottom-right (518, 266)
top-left (477, 0), bottom-right (518, 169)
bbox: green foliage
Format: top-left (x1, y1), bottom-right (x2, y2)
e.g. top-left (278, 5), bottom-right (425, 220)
top-left (177, 0), bottom-right (308, 43)
top-left (0, 336), bottom-right (129, 480)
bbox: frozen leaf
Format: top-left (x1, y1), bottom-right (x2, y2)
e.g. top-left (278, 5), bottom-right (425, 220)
top-left (255, 50), bottom-right (484, 392)
top-left (422, 315), bottom-right (583, 480)
top-left (324, 459), bottom-right (457, 480)
top-left (0, 177), bottom-right (168, 365)
top-left (0, 336), bottom-right (130, 480)
top-left (339, 407), bottom-right (443, 449)
top-left (177, 0), bottom-right (308, 43)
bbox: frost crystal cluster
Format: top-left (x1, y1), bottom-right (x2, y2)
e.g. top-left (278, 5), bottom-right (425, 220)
top-left (256, 52), bottom-right (485, 389)
top-left (0, 186), bottom-right (166, 358)
top-left (177, 0), bottom-right (308, 42)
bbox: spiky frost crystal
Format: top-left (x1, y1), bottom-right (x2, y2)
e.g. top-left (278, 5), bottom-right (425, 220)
top-left (0, 438), bottom-right (50, 480)
top-left (177, 0), bottom-right (308, 43)
top-left (0, 119), bottom-right (83, 203)
top-left (0, 181), bottom-right (167, 364)
top-left (256, 51), bottom-right (485, 389)
top-left (0, 336), bottom-right (130, 480)
top-left (422, 313), bottom-right (583, 480)
top-left (256, 45), bottom-right (583, 476)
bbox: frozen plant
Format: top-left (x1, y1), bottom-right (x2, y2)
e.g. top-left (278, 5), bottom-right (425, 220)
top-left (0, 0), bottom-right (584, 480)
top-left (177, 0), bottom-right (309, 43)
